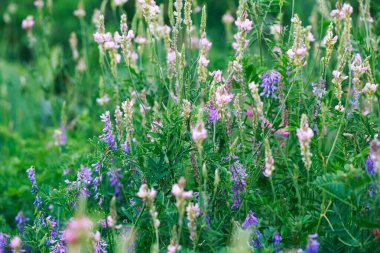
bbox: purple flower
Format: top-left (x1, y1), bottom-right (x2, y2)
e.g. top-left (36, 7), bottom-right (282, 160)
top-left (311, 79), bottom-right (327, 98)
top-left (208, 104), bottom-right (219, 123)
top-left (260, 70), bottom-right (281, 98)
top-left (99, 111), bottom-right (117, 150)
top-left (306, 234), bottom-right (319, 253)
top-left (230, 161), bottom-right (247, 209)
top-left (242, 210), bottom-right (259, 229)
top-left (77, 167), bottom-right (93, 184)
top-left (94, 239), bottom-right (107, 253)
top-left (15, 211), bottom-right (29, 232)
top-left (273, 231), bottom-right (282, 252)
top-left (121, 140), bottom-right (129, 152)
top-left (366, 155), bottom-right (375, 175)
top-left (34, 194), bottom-right (43, 208)
top-left (0, 232), bottom-right (9, 253)
top-left (27, 167), bottom-right (37, 193)
top-left (107, 168), bottom-right (122, 196)
top-left (250, 230), bottom-right (263, 248)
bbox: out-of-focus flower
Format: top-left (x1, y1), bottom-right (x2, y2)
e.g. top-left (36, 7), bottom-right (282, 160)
top-left (21, 16), bottom-right (34, 30)
top-left (10, 236), bottom-right (21, 251)
top-left (15, 212), bottom-right (29, 232)
top-left (114, 0), bottom-right (128, 6)
top-left (306, 234), bottom-right (319, 253)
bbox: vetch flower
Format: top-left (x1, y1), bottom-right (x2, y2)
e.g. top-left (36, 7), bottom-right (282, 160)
top-left (242, 210), bottom-right (258, 229)
top-left (306, 234), bottom-right (319, 253)
top-left (230, 161), bottom-right (247, 208)
top-left (99, 111), bottom-right (117, 150)
top-left (260, 70), bottom-right (280, 99)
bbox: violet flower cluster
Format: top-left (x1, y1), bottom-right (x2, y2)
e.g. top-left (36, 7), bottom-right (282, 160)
top-left (260, 70), bottom-right (281, 99)
top-left (230, 161), bottom-right (247, 209)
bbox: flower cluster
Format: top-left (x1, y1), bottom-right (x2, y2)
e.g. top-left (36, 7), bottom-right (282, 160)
top-left (230, 161), bottom-right (247, 208)
top-left (296, 114), bottom-right (314, 169)
top-left (260, 70), bottom-right (281, 99)
top-left (99, 111), bottom-right (117, 150)
top-left (186, 202), bottom-right (200, 242)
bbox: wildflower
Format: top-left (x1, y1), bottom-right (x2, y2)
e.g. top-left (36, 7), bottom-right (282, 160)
top-left (215, 85), bottom-right (234, 108)
top-left (191, 118), bottom-right (207, 143)
top-left (209, 70), bottom-right (223, 83)
top-left (230, 161), bottom-right (247, 208)
top-left (93, 231), bottom-right (107, 253)
top-left (64, 216), bottom-right (93, 245)
top-left (248, 82), bottom-right (264, 117)
top-left (365, 155), bottom-right (375, 175)
top-left (222, 12), bottom-right (234, 24)
top-left (251, 230), bottom-right (263, 248)
top-left (242, 210), bottom-right (258, 229)
top-left (334, 104), bottom-right (345, 112)
top-left (332, 70), bottom-right (347, 103)
top-left (235, 18), bottom-right (253, 31)
top-left (99, 111), bottom-right (117, 150)
top-left (186, 202), bottom-right (200, 242)
top-left (263, 139), bottom-right (275, 177)
top-left (21, 16), bottom-right (34, 29)
top-left (362, 83), bottom-right (378, 96)
top-left (181, 99), bottom-right (192, 119)
top-left (207, 104), bottom-right (219, 123)
top-left (273, 231), bottom-right (282, 252)
top-left (137, 184), bottom-right (160, 249)
top-left (108, 168), bottom-right (122, 196)
top-left (27, 167), bottom-right (38, 193)
top-left (306, 234), bottom-right (319, 253)
top-left (34, 0), bottom-right (44, 8)
top-left (15, 212), bottom-right (29, 232)
top-left (370, 137), bottom-right (380, 172)
top-left (296, 114), bottom-right (314, 169)
top-left (122, 99), bottom-right (134, 148)
top-left (137, 0), bottom-right (160, 36)
top-left (0, 233), bottom-right (9, 253)
top-left (288, 15), bottom-right (309, 68)
top-left (322, 23), bottom-right (338, 65)
top-left (184, 0), bottom-right (192, 33)
top-left (260, 70), bottom-right (280, 98)
top-left (10, 236), bottom-right (21, 252)
top-left (114, 0), bottom-right (128, 6)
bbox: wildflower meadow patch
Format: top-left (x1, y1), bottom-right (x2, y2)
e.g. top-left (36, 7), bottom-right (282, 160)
top-left (0, 0), bottom-right (380, 252)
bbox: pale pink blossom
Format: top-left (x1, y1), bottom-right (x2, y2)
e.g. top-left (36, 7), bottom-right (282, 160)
top-left (235, 18), bottom-right (253, 31)
top-left (22, 16), bottom-right (35, 29)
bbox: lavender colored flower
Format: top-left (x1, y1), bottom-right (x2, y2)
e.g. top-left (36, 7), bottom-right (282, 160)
top-left (273, 231), bottom-right (282, 252)
top-left (0, 232), bottom-right (9, 253)
top-left (94, 240), bottom-right (107, 253)
top-left (311, 79), bottom-right (327, 98)
top-left (230, 161), bottom-right (247, 209)
top-left (306, 234), bottom-right (320, 253)
top-left (208, 104), bottom-right (219, 123)
top-left (350, 86), bottom-right (360, 109)
top-left (92, 162), bottom-right (102, 173)
top-left (242, 211), bottom-right (259, 229)
top-left (34, 194), bottom-right (43, 208)
top-left (99, 111), bottom-right (117, 150)
top-left (260, 70), bottom-right (281, 98)
top-left (27, 167), bottom-right (37, 193)
top-left (121, 140), bottom-right (129, 152)
top-left (77, 167), bottom-right (93, 184)
top-left (15, 211), bottom-right (29, 232)
top-left (107, 168), bottom-right (122, 196)
top-left (250, 230), bottom-right (263, 248)
top-left (366, 155), bottom-right (375, 174)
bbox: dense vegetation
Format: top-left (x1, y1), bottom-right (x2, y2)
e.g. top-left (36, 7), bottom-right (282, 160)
top-left (0, 0), bottom-right (380, 252)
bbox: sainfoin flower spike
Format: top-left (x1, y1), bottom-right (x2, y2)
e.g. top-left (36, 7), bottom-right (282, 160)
top-left (297, 114), bottom-right (314, 170)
